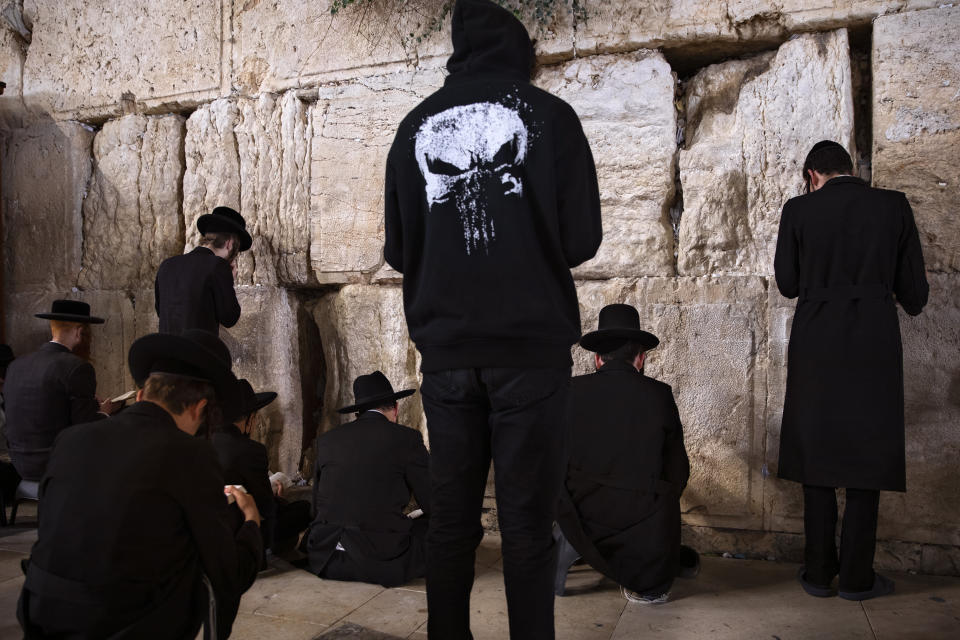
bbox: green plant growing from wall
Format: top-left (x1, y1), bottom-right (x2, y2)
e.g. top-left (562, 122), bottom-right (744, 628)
top-left (328, 0), bottom-right (586, 52)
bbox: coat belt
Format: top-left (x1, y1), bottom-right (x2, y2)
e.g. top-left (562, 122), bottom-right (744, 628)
top-left (799, 284), bottom-right (890, 303)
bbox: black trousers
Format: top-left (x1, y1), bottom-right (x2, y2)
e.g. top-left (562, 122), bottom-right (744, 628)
top-left (803, 485), bottom-right (880, 592)
top-left (421, 367), bottom-right (570, 640)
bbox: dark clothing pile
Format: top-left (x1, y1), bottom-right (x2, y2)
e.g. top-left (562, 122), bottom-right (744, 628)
top-left (4, 342), bottom-right (105, 481)
top-left (774, 176), bottom-right (929, 491)
top-left (305, 411), bottom-right (430, 588)
top-left (155, 246), bottom-right (241, 336)
top-left (556, 360), bottom-right (690, 595)
top-left (383, 0), bottom-right (602, 373)
top-left (17, 401), bottom-right (261, 639)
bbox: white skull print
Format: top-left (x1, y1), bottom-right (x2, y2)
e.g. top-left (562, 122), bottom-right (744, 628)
top-left (414, 102), bottom-right (529, 254)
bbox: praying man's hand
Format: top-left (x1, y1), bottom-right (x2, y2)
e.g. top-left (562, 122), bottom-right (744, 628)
top-left (226, 486), bottom-right (261, 526)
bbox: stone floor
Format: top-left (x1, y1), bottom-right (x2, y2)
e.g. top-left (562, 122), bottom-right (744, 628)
top-left (2, 509), bottom-right (959, 639)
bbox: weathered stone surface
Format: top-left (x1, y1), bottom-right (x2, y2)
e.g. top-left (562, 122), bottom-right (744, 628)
top-left (311, 285), bottom-right (425, 441)
top-left (232, 0), bottom-right (572, 94)
top-left (0, 26), bottom-right (26, 129)
top-left (80, 114), bottom-right (185, 291)
top-left (536, 52), bottom-right (676, 278)
top-left (310, 70), bottom-right (443, 281)
top-left (2, 121), bottom-right (93, 292)
top-left (678, 30), bottom-right (855, 275)
top-left (574, 276), bottom-right (767, 530)
top-left (873, 6), bottom-right (960, 272)
top-left (221, 286), bottom-right (321, 476)
top-left (20, 0), bottom-right (223, 119)
top-left (183, 93), bottom-right (314, 287)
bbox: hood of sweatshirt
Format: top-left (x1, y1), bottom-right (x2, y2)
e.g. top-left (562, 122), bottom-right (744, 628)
top-left (446, 0), bottom-right (533, 83)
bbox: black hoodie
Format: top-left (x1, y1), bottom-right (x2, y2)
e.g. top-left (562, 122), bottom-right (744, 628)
top-left (384, 0), bottom-right (602, 372)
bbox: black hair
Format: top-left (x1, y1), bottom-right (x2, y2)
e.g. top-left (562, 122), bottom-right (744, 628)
top-left (599, 340), bottom-right (646, 365)
top-left (200, 231), bottom-right (240, 262)
top-left (802, 140), bottom-right (853, 192)
top-left (142, 372), bottom-right (221, 427)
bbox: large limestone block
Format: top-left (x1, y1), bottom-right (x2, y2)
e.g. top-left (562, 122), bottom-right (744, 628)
top-left (80, 114), bottom-right (185, 291)
top-left (2, 121), bottom-right (93, 292)
top-left (20, 0), bottom-right (224, 119)
top-left (678, 30), bottom-right (855, 276)
top-left (310, 70), bottom-right (443, 281)
top-left (873, 6), bottom-right (960, 272)
top-left (311, 285), bottom-right (425, 440)
top-left (574, 276), bottom-right (767, 530)
top-left (0, 26), bottom-right (26, 129)
top-left (232, 0), bottom-right (573, 94)
top-left (183, 93), bottom-right (314, 287)
top-left (221, 286), bottom-right (321, 476)
top-left (536, 52), bottom-right (676, 278)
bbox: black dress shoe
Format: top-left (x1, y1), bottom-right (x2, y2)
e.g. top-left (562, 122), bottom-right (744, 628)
top-left (797, 566), bottom-right (836, 597)
top-left (839, 573), bottom-right (895, 601)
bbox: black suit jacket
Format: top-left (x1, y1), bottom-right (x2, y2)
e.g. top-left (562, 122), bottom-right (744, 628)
top-left (154, 246), bottom-right (241, 335)
top-left (18, 401), bottom-right (261, 639)
top-left (306, 412), bottom-right (430, 585)
top-left (212, 425), bottom-right (277, 546)
top-left (557, 360), bottom-right (689, 593)
top-left (4, 342), bottom-right (105, 480)
top-left (774, 176), bottom-right (929, 491)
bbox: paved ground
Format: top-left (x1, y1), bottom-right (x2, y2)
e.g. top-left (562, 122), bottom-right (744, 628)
top-left (2, 512), bottom-right (958, 639)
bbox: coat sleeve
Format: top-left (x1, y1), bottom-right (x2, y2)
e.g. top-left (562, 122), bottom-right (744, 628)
top-left (661, 387), bottom-right (690, 494)
top-left (383, 156), bottom-right (404, 273)
top-left (405, 431), bottom-right (431, 515)
top-left (555, 106), bottom-right (603, 268)
top-left (773, 200), bottom-right (800, 299)
top-left (210, 259), bottom-right (242, 329)
top-left (67, 361), bottom-right (105, 425)
top-left (181, 443), bottom-right (262, 640)
top-left (893, 195), bottom-right (929, 316)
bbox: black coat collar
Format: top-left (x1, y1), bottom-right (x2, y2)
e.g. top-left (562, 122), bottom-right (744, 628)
top-left (41, 341), bottom-right (71, 354)
top-left (597, 360), bottom-right (641, 375)
top-left (125, 400), bottom-right (180, 431)
top-left (215, 423), bottom-right (248, 438)
top-left (822, 176), bottom-right (867, 188)
top-left (356, 410), bottom-right (391, 423)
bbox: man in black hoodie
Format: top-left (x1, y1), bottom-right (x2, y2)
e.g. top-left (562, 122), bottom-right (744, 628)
top-left (384, 1), bottom-right (602, 637)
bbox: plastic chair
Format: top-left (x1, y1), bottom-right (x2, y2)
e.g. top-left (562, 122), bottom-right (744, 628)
top-left (8, 479), bottom-right (40, 525)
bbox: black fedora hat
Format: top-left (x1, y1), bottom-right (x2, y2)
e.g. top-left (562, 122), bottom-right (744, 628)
top-left (337, 371), bottom-right (415, 414)
top-left (128, 329), bottom-right (238, 403)
top-left (579, 304), bottom-right (660, 354)
top-left (35, 299), bottom-right (105, 324)
top-left (226, 378), bottom-right (278, 422)
top-left (197, 206), bottom-right (252, 252)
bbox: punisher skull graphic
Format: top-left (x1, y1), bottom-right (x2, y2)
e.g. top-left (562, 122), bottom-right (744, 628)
top-left (414, 102), bottom-right (529, 255)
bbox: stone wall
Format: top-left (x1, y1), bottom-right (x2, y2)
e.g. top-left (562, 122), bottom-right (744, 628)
top-left (1, 1), bottom-right (958, 575)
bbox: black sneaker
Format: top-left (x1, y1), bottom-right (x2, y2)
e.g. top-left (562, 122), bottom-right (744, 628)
top-left (797, 566), bottom-right (836, 597)
top-left (839, 573), bottom-right (895, 601)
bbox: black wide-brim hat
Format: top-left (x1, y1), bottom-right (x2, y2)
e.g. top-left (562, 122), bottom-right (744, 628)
top-left (338, 370), bottom-right (415, 414)
top-left (579, 303), bottom-right (660, 354)
top-left (197, 206), bottom-right (252, 252)
top-left (128, 329), bottom-right (238, 404)
top-left (226, 379), bottom-right (278, 423)
top-left (35, 299), bottom-right (105, 324)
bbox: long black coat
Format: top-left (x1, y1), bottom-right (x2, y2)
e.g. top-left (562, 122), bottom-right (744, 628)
top-left (4, 342), bottom-right (105, 480)
top-left (18, 401), bottom-right (262, 639)
top-left (774, 176), bottom-right (929, 492)
top-left (155, 246), bottom-right (241, 335)
top-left (305, 411), bottom-right (430, 587)
top-left (212, 425), bottom-right (277, 548)
top-left (556, 360), bottom-right (689, 593)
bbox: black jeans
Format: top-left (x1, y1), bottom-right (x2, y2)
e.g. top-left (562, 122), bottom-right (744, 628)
top-left (803, 485), bottom-right (880, 592)
top-left (421, 367), bottom-right (570, 640)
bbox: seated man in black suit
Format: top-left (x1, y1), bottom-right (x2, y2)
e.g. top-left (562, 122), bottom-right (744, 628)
top-left (5, 300), bottom-right (118, 482)
top-left (155, 205), bottom-right (251, 335)
top-left (17, 330), bottom-right (263, 639)
top-left (556, 304), bottom-right (698, 605)
top-left (212, 379), bottom-right (311, 560)
top-left (304, 371), bottom-right (430, 588)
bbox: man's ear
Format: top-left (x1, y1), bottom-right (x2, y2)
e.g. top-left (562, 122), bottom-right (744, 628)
top-left (191, 398), bottom-right (209, 422)
top-left (136, 388), bottom-right (144, 402)
top-left (594, 354), bottom-right (603, 370)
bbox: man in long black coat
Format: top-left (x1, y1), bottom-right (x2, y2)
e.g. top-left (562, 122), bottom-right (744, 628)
top-left (5, 300), bottom-right (117, 481)
top-left (556, 304), bottom-right (695, 604)
top-left (304, 371), bottom-right (430, 588)
top-left (17, 330), bottom-right (263, 639)
top-left (155, 206), bottom-right (251, 335)
top-left (774, 141), bottom-right (929, 601)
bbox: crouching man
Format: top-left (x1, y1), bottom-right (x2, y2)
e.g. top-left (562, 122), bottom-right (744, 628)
top-left (304, 371), bottom-right (430, 588)
top-left (556, 304), bottom-right (698, 604)
top-left (18, 329), bottom-right (262, 639)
